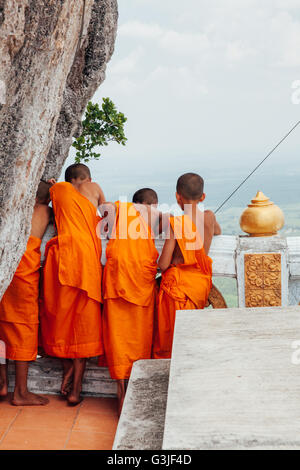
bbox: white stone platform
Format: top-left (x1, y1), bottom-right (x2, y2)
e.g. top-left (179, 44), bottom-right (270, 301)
top-left (163, 306), bottom-right (300, 450)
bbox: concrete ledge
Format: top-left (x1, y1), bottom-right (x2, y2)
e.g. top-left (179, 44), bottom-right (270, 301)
top-left (163, 307), bottom-right (300, 450)
top-left (113, 359), bottom-right (170, 450)
top-left (8, 357), bottom-right (117, 397)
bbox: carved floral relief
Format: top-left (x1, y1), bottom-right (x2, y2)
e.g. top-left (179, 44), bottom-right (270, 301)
top-left (244, 254), bottom-right (281, 307)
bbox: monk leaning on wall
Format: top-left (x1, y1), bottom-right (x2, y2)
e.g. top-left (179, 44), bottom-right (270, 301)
top-left (153, 173), bottom-right (221, 359)
top-left (0, 181), bottom-right (54, 406)
top-left (99, 188), bottom-right (167, 415)
top-left (40, 164), bottom-right (105, 406)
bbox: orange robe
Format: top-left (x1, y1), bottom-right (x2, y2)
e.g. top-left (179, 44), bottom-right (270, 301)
top-left (100, 202), bottom-right (158, 380)
top-left (0, 236), bottom-right (41, 361)
top-left (153, 215), bottom-right (212, 359)
top-left (40, 182), bottom-right (103, 358)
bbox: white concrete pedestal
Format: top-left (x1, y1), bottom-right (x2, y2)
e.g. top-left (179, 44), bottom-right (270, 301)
top-left (163, 306), bottom-right (300, 450)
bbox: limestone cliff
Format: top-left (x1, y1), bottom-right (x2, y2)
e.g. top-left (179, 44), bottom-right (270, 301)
top-left (0, 0), bottom-right (118, 298)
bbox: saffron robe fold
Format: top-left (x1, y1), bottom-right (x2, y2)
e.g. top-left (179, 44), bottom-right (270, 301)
top-left (153, 215), bottom-right (212, 359)
top-left (40, 182), bottom-right (103, 358)
top-left (0, 236), bottom-right (41, 361)
top-left (100, 202), bottom-right (159, 379)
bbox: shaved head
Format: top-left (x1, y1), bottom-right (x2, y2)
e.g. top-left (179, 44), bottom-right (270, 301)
top-left (132, 188), bottom-right (158, 205)
top-left (65, 163), bottom-right (91, 183)
top-left (176, 173), bottom-right (204, 200)
top-left (36, 181), bottom-right (51, 204)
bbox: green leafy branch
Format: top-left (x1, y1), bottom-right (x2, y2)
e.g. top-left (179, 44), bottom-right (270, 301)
top-left (72, 98), bottom-right (127, 163)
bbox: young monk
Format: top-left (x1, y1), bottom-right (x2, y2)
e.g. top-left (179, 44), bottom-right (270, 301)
top-left (0, 181), bottom-right (53, 406)
top-left (132, 188), bottom-right (158, 206)
top-left (133, 188), bottom-right (167, 236)
top-left (40, 163), bottom-right (105, 406)
top-left (100, 188), bottom-right (162, 415)
top-left (153, 173), bottom-right (221, 359)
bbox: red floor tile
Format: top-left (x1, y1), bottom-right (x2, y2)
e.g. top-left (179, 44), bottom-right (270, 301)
top-left (80, 397), bottom-right (118, 415)
top-left (0, 427), bottom-right (70, 450)
top-left (12, 407), bottom-right (77, 430)
top-left (0, 408), bottom-right (20, 429)
top-left (0, 394), bottom-right (16, 408)
top-left (0, 428), bottom-right (8, 442)
top-left (0, 395), bottom-right (118, 450)
top-left (73, 410), bottom-right (118, 433)
top-left (65, 431), bottom-right (115, 450)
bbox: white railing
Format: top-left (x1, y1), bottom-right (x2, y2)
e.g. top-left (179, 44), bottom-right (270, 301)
top-left (41, 226), bottom-right (300, 306)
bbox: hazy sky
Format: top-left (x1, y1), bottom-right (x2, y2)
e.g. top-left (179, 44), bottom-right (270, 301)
top-left (65, 0), bottom-right (300, 208)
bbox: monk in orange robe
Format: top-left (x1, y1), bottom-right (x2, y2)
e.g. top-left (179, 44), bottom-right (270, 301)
top-left (0, 181), bottom-right (53, 406)
top-left (40, 164), bottom-right (105, 406)
top-left (153, 173), bottom-right (221, 359)
top-left (100, 188), bottom-right (161, 414)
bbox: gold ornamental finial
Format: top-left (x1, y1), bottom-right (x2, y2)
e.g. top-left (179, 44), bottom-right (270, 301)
top-left (240, 191), bottom-right (285, 237)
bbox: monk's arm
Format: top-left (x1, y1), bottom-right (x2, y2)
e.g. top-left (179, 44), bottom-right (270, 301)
top-left (158, 228), bottom-right (176, 272)
top-left (203, 210), bottom-right (221, 255)
top-left (150, 208), bottom-right (170, 237)
top-left (214, 217), bottom-right (222, 236)
top-left (98, 202), bottom-right (116, 238)
top-left (31, 205), bottom-right (52, 239)
top-left (158, 211), bottom-right (173, 236)
top-left (94, 183), bottom-right (106, 205)
top-left (147, 207), bottom-right (171, 236)
top-left (98, 186), bottom-right (106, 205)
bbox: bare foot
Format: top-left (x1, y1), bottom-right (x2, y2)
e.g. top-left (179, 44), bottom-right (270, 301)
top-left (0, 364), bottom-right (8, 397)
top-left (61, 375), bottom-right (74, 397)
top-left (67, 392), bottom-right (83, 407)
top-left (0, 381), bottom-right (8, 398)
top-left (61, 361), bottom-right (74, 397)
top-left (12, 390), bottom-right (49, 406)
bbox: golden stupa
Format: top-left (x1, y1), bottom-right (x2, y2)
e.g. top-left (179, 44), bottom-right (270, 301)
top-left (239, 191), bottom-right (285, 237)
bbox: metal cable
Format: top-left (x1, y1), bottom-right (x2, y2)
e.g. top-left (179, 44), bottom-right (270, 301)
top-left (215, 120), bottom-right (300, 214)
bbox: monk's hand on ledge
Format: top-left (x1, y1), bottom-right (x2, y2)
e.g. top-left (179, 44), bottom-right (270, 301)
top-left (47, 178), bottom-right (56, 186)
top-left (98, 202), bottom-right (116, 218)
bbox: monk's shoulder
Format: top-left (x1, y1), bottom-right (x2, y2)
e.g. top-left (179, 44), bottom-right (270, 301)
top-left (80, 181), bottom-right (101, 195)
top-left (92, 182), bottom-right (105, 197)
top-left (82, 181), bottom-right (98, 189)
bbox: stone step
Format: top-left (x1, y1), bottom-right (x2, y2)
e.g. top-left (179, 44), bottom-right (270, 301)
top-left (113, 359), bottom-right (170, 450)
top-left (8, 357), bottom-right (117, 397)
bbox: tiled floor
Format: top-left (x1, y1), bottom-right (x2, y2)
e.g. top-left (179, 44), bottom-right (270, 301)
top-left (0, 394), bottom-right (118, 450)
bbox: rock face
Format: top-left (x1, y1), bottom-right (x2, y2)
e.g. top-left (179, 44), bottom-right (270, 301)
top-left (0, 0), bottom-right (118, 299)
top-left (43, 0), bottom-right (118, 180)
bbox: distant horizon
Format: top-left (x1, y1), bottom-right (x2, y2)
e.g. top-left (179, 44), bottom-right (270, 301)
top-left (63, 144), bottom-right (300, 213)
top-left (64, 0), bottom-right (300, 219)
